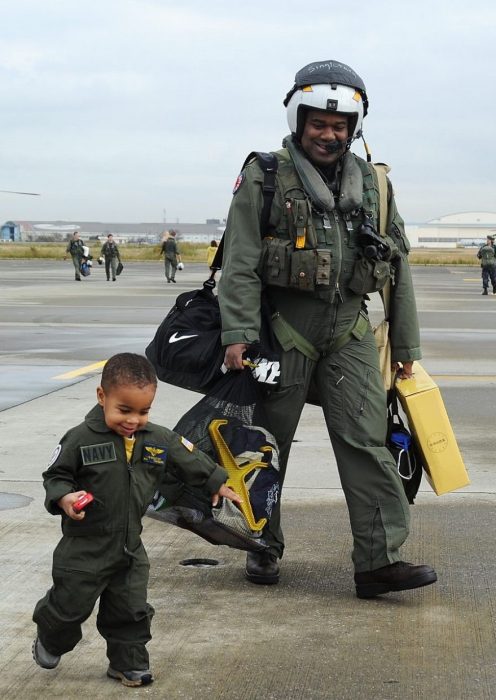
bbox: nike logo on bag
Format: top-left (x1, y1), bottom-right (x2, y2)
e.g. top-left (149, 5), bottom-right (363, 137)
top-left (168, 332), bottom-right (199, 343)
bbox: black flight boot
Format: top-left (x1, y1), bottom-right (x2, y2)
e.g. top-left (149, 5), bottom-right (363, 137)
top-left (354, 561), bottom-right (437, 599)
top-left (245, 551), bottom-right (280, 585)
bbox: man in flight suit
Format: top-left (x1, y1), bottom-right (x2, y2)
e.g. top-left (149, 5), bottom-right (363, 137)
top-left (218, 60), bottom-right (437, 598)
top-left (100, 233), bottom-right (121, 282)
top-left (160, 230), bottom-right (182, 283)
top-left (65, 231), bottom-right (84, 281)
top-left (477, 235), bottom-right (496, 295)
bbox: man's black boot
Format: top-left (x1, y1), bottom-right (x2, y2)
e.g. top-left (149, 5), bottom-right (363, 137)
top-left (245, 551), bottom-right (280, 585)
top-left (354, 561), bottom-right (437, 599)
top-left (482, 288), bottom-right (488, 295)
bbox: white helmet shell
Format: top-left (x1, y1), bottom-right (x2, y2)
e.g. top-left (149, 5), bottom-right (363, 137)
top-left (286, 83), bottom-right (365, 141)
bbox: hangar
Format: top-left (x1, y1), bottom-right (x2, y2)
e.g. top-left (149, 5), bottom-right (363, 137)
top-left (406, 212), bottom-right (496, 248)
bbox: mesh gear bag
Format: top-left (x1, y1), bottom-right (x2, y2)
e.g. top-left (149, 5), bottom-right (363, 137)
top-left (147, 370), bottom-right (280, 551)
top-left (386, 385), bottom-right (423, 504)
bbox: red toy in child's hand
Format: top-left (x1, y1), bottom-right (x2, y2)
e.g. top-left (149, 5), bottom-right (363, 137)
top-left (73, 492), bottom-right (94, 513)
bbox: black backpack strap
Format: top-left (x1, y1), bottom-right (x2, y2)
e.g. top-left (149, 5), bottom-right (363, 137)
top-left (208, 151), bottom-right (278, 286)
top-left (242, 151), bottom-right (278, 237)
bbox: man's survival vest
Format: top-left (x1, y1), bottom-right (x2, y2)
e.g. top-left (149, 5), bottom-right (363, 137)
top-left (242, 150), bottom-right (389, 239)
top-left (69, 239), bottom-right (83, 255)
top-left (478, 244), bottom-right (496, 265)
top-left (164, 238), bottom-right (177, 256)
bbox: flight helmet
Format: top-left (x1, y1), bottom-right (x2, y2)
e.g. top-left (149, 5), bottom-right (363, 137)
top-left (284, 60), bottom-right (369, 144)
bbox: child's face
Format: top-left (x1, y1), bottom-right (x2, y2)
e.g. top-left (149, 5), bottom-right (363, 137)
top-left (96, 383), bottom-right (156, 437)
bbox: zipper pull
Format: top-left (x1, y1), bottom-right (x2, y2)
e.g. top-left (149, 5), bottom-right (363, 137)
top-left (335, 282), bottom-right (343, 303)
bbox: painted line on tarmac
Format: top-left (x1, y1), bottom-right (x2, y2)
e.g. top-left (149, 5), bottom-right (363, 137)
top-left (53, 361), bottom-right (106, 379)
top-left (431, 374), bottom-right (496, 381)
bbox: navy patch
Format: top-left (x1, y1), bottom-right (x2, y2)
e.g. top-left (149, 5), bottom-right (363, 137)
top-left (232, 172), bottom-right (245, 194)
top-left (80, 442), bottom-right (117, 466)
top-left (143, 443), bottom-right (168, 466)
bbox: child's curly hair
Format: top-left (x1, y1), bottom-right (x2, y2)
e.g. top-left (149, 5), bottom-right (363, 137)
top-left (101, 353), bottom-right (157, 392)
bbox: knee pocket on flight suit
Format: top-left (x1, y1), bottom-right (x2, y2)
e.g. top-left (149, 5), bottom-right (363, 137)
top-left (37, 565), bottom-right (102, 633)
top-left (320, 339), bottom-right (386, 444)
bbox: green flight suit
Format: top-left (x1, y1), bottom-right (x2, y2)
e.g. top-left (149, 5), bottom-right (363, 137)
top-left (218, 143), bottom-right (421, 573)
top-left (100, 240), bottom-right (121, 281)
top-left (33, 404), bottom-right (227, 670)
top-left (66, 238), bottom-right (84, 280)
top-left (161, 237), bottom-right (180, 281)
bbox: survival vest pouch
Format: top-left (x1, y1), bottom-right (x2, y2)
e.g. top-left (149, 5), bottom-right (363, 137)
top-left (386, 382), bottom-right (423, 504)
top-left (145, 152), bottom-right (281, 394)
top-left (478, 245), bottom-right (496, 265)
top-left (147, 370), bottom-right (280, 551)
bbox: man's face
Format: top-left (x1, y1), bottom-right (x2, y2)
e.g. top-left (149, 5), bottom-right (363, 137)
top-left (300, 110), bottom-right (349, 167)
top-left (97, 383), bottom-right (156, 437)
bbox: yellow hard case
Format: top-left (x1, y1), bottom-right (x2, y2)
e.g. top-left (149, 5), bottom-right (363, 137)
top-left (395, 363), bottom-right (470, 496)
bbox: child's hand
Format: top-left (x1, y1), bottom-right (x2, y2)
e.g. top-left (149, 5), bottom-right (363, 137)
top-left (211, 484), bottom-right (243, 508)
top-left (57, 491), bottom-right (88, 520)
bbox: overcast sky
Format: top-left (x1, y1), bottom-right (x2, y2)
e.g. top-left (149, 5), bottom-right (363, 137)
top-left (1, 0), bottom-right (495, 225)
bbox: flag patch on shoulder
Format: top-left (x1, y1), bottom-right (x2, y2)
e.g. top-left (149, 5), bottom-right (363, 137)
top-left (180, 436), bottom-right (194, 452)
top-left (232, 172), bottom-right (245, 194)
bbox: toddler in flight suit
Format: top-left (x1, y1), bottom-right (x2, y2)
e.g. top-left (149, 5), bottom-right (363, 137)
top-left (32, 352), bottom-right (240, 687)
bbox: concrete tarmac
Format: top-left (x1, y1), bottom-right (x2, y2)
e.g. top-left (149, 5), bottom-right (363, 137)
top-left (1, 261), bottom-right (495, 699)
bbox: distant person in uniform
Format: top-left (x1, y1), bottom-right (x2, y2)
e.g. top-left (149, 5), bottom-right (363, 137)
top-left (160, 230), bottom-right (181, 283)
top-left (477, 235), bottom-right (496, 295)
top-left (31, 353), bottom-right (240, 687)
top-left (100, 234), bottom-right (121, 282)
top-left (206, 239), bottom-right (219, 269)
top-left (64, 231), bottom-right (84, 281)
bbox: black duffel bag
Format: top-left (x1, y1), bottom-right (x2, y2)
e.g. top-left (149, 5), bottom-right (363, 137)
top-left (146, 281), bottom-right (225, 394)
top-left (146, 279), bottom-right (280, 394)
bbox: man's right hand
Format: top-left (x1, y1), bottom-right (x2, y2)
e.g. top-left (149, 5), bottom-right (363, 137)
top-left (223, 343), bottom-right (248, 371)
